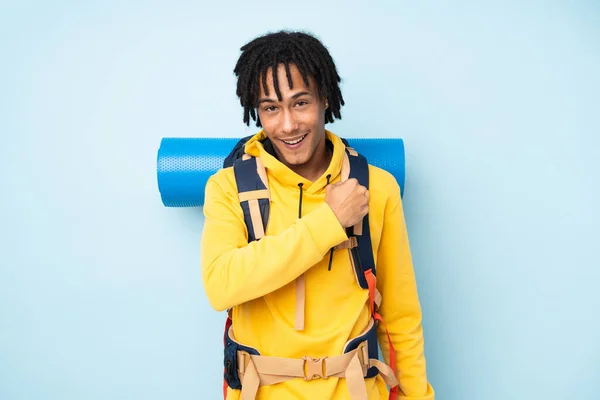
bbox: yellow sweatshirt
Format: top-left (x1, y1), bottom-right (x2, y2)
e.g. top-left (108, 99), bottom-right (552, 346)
top-left (201, 130), bottom-right (435, 399)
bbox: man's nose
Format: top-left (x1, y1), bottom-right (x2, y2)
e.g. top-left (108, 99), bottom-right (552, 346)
top-left (281, 110), bottom-right (297, 134)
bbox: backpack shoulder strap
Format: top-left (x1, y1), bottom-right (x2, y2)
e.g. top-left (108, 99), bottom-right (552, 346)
top-left (232, 154), bottom-right (270, 242)
top-left (344, 145), bottom-right (399, 398)
top-left (344, 146), bottom-right (375, 290)
top-left (223, 135), bottom-right (253, 168)
top-left (221, 139), bottom-right (271, 398)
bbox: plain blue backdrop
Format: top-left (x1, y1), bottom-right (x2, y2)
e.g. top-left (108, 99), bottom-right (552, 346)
top-left (1, 1), bottom-right (599, 399)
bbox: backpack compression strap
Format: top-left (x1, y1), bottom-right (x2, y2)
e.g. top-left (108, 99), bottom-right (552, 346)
top-left (232, 154), bottom-right (270, 241)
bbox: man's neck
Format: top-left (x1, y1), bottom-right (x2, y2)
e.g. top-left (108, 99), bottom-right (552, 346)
top-left (292, 142), bottom-right (332, 182)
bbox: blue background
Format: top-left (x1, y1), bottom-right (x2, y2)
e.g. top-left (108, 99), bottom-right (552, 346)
top-left (1, 1), bottom-right (599, 399)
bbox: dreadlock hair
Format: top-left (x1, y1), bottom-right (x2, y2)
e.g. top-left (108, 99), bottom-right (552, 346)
top-left (233, 30), bottom-right (345, 127)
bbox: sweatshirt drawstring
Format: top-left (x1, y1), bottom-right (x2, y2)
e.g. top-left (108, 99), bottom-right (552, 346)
top-left (325, 174), bottom-right (334, 271)
top-left (297, 183), bottom-right (303, 218)
top-left (297, 177), bottom-right (334, 271)
top-left (295, 175), bottom-right (333, 331)
top-left (295, 182), bottom-right (305, 331)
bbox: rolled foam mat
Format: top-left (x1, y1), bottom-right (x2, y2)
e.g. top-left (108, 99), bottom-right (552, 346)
top-left (157, 137), bottom-right (405, 207)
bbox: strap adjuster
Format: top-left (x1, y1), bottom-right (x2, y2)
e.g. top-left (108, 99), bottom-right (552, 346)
top-left (302, 356), bottom-right (327, 380)
top-left (238, 351), bottom-right (251, 374)
top-left (334, 236), bottom-right (358, 250)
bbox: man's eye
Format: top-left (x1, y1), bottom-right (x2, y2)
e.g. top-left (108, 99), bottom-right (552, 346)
top-left (296, 101), bottom-right (307, 107)
top-left (264, 106), bottom-right (276, 112)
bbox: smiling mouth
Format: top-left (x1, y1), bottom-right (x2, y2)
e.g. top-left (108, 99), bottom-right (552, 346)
top-left (282, 134), bottom-right (307, 145)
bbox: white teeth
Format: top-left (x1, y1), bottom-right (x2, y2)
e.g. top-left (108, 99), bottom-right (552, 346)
top-left (283, 135), bottom-right (306, 145)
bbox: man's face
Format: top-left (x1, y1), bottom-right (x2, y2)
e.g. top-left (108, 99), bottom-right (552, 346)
top-left (257, 63), bottom-right (327, 170)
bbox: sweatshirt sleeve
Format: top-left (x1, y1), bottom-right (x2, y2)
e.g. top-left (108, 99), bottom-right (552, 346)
top-left (200, 173), bottom-right (348, 312)
top-left (375, 178), bottom-right (435, 399)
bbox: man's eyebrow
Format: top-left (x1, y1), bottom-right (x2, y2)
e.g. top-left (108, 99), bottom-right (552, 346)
top-left (258, 91), bottom-right (313, 104)
top-left (290, 91), bottom-right (312, 99)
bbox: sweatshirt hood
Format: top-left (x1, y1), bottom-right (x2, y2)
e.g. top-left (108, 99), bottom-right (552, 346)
top-left (242, 129), bottom-right (347, 194)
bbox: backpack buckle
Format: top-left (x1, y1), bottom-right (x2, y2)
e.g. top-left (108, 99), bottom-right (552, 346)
top-left (302, 356), bottom-right (327, 380)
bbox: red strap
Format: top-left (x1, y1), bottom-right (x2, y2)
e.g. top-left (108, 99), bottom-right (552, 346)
top-left (364, 269), bottom-right (376, 315)
top-left (365, 270), bottom-right (399, 400)
top-left (374, 311), bottom-right (399, 399)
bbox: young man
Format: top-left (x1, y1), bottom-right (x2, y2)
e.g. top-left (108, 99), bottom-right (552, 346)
top-left (200, 31), bottom-right (435, 400)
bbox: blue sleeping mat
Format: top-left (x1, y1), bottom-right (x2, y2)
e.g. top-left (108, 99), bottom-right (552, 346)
top-left (156, 137), bottom-right (405, 207)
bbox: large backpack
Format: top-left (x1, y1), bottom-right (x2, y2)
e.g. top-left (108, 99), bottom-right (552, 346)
top-left (219, 136), bottom-right (399, 400)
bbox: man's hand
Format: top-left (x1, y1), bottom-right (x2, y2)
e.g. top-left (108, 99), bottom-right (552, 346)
top-left (325, 178), bottom-right (369, 228)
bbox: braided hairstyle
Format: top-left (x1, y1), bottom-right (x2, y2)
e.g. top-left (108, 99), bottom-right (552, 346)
top-left (233, 30), bottom-right (345, 127)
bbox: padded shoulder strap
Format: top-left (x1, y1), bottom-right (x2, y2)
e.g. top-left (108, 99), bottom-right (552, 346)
top-left (345, 146), bottom-right (375, 289)
top-left (223, 135), bottom-right (253, 168)
top-left (232, 155), bottom-right (270, 242)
